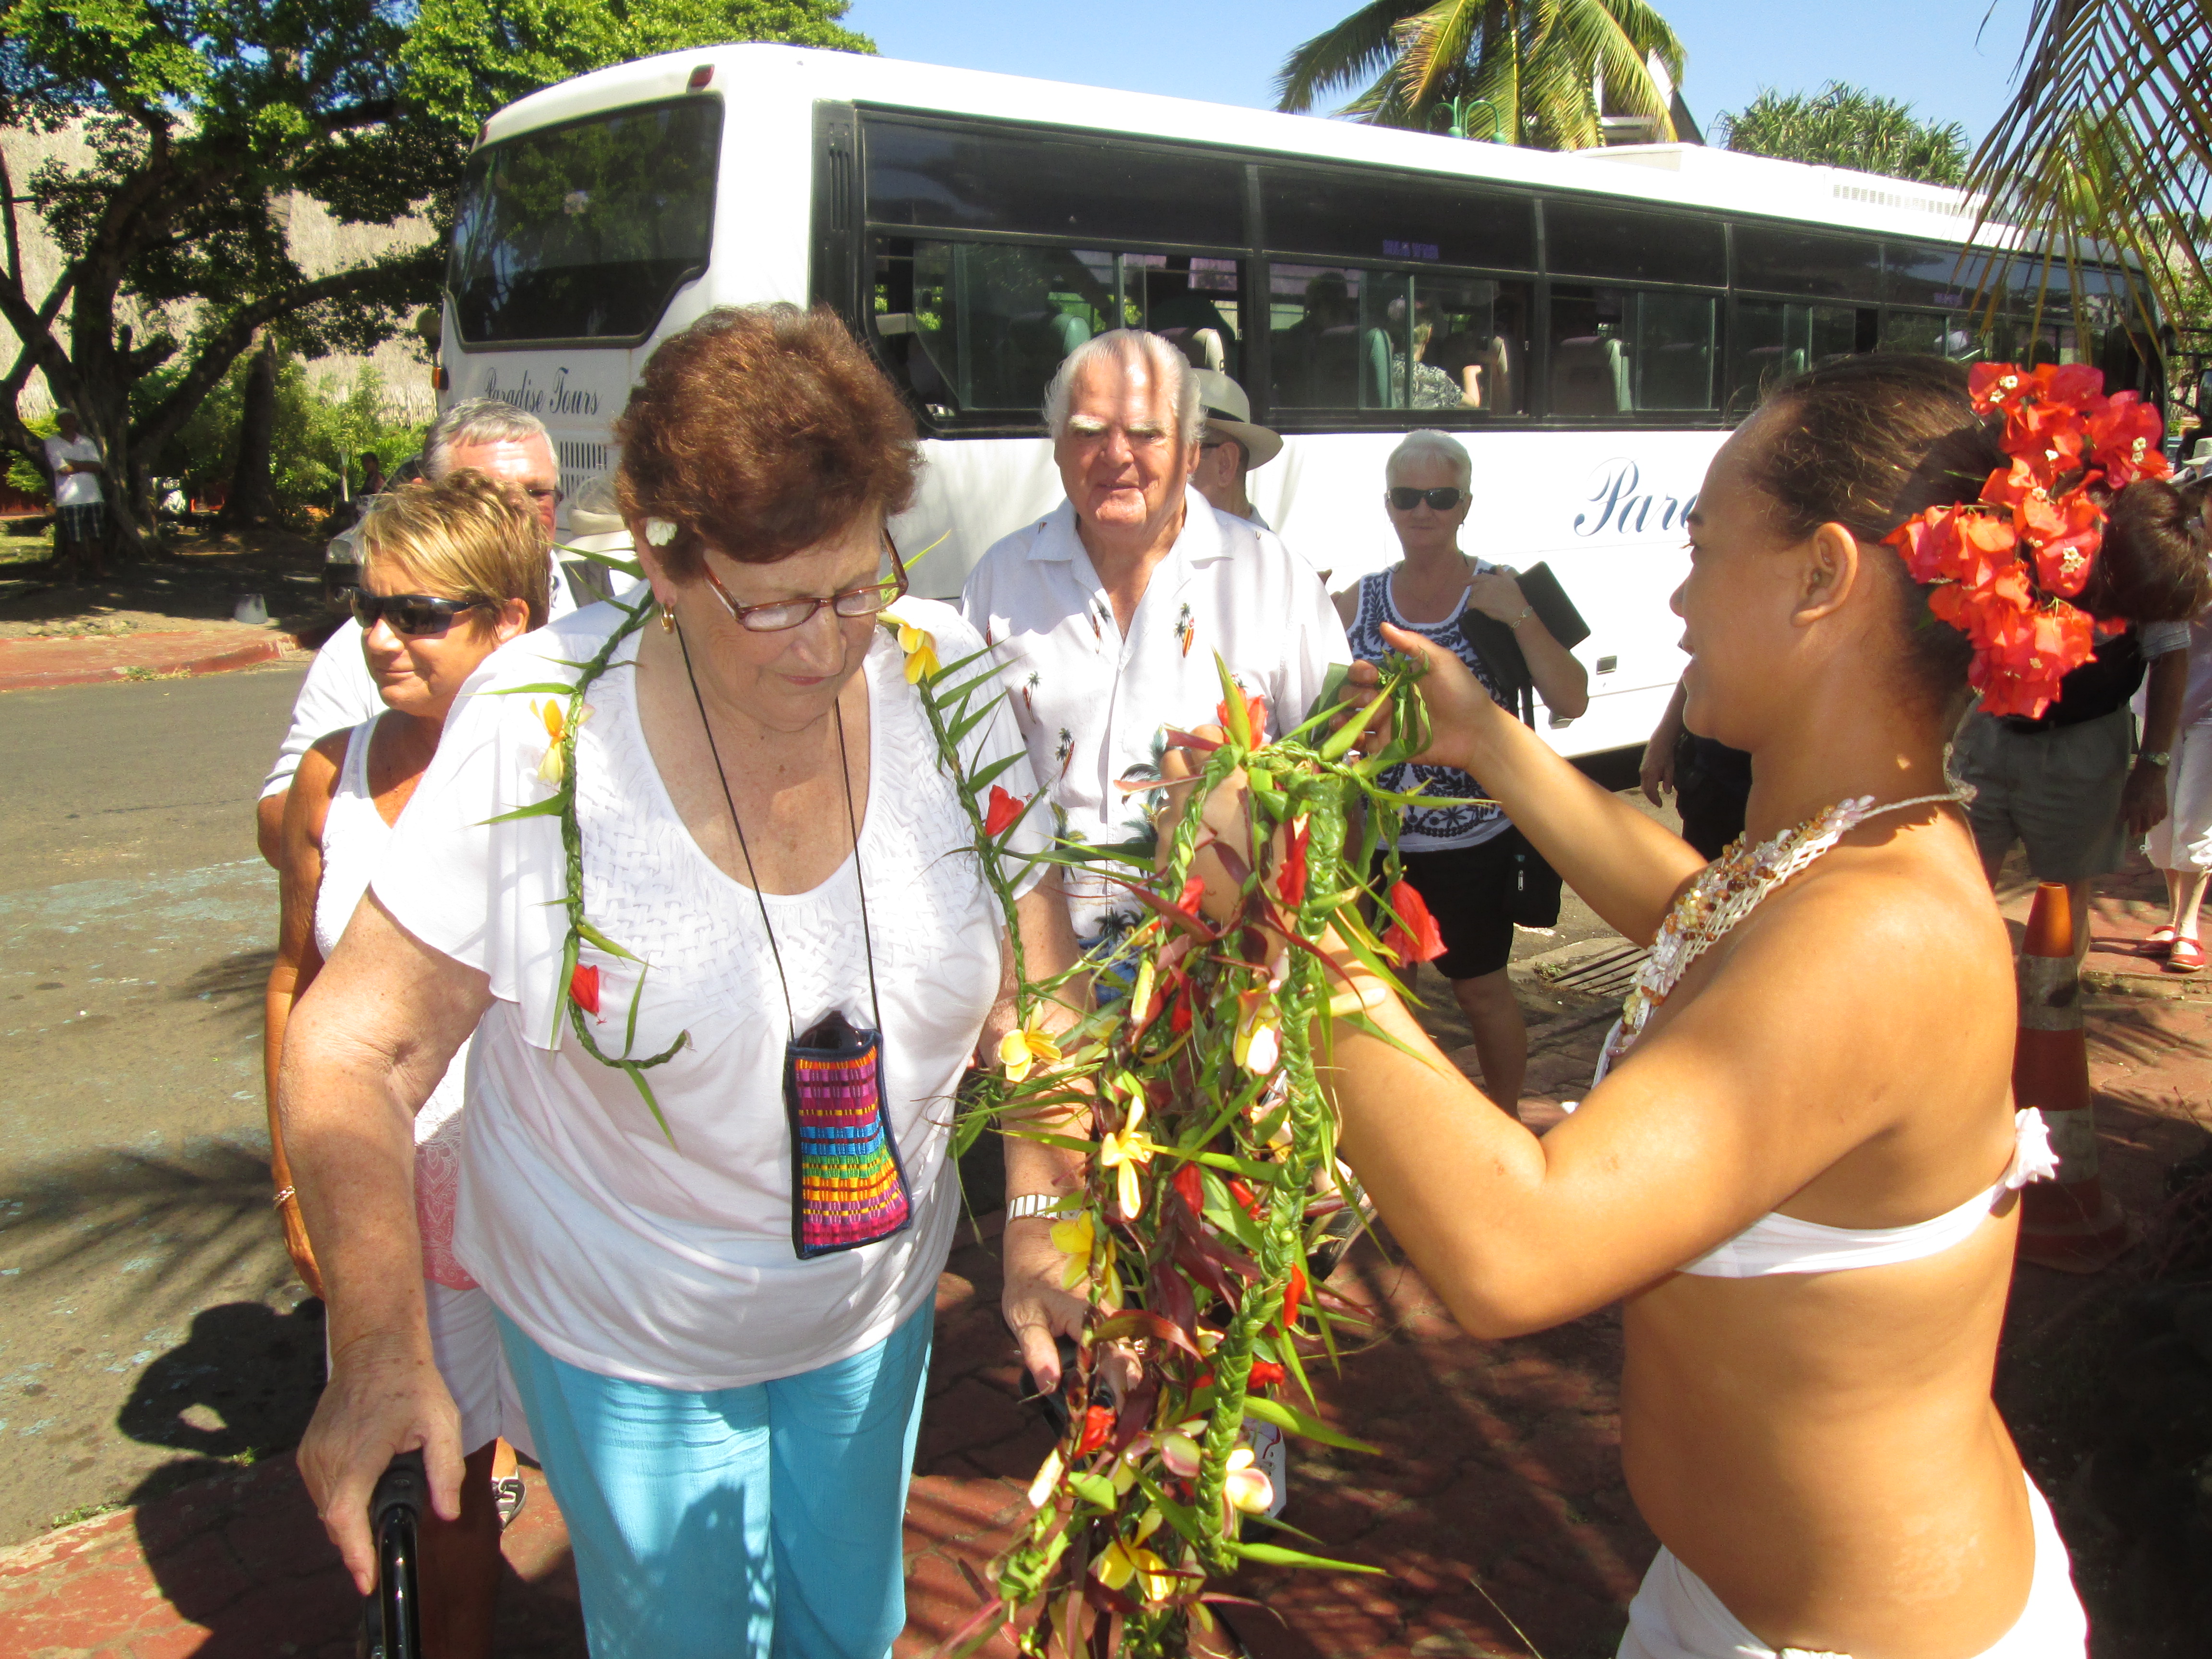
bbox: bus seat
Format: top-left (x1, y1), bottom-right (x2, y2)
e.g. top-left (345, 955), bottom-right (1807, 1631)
top-left (1157, 325), bottom-right (1226, 372)
top-left (1360, 327), bottom-right (1391, 409)
top-left (1050, 310), bottom-right (1092, 355)
top-left (1551, 337), bottom-right (1629, 415)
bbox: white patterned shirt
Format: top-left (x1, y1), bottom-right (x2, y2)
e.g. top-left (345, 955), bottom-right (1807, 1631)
top-left (962, 493), bottom-right (1349, 938)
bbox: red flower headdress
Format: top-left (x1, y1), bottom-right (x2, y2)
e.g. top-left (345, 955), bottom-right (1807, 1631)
top-left (1883, 362), bottom-right (2170, 718)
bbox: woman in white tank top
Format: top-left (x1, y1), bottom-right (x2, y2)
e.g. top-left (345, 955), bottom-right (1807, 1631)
top-left (263, 472), bottom-right (549, 1659)
top-left (1166, 359), bottom-right (2212, 1659)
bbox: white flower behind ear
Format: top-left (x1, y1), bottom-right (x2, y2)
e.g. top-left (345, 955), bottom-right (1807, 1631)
top-left (645, 518), bottom-right (679, 547)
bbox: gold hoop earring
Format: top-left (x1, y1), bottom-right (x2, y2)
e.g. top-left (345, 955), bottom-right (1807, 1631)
top-left (659, 606), bottom-right (676, 634)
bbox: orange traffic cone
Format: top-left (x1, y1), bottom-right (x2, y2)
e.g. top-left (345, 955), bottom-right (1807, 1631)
top-left (2013, 881), bottom-right (2128, 1272)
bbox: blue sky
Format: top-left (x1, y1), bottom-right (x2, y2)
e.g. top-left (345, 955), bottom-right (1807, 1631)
top-left (848, 0), bottom-right (2032, 147)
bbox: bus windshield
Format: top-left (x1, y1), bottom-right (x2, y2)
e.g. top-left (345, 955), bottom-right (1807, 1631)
top-left (447, 97), bottom-right (722, 346)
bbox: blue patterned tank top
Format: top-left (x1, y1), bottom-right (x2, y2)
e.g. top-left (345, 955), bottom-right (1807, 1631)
top-left (1346, 566), bottom-right (1513, 852)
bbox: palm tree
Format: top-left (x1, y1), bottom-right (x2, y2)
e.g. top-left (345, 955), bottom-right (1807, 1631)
top-left (1964, 0), bottom-right (2211, 328)
top-left (1719, 82), bottom-right (1969, 187)
top-left (1275, 0), bottom-right (1686, 151)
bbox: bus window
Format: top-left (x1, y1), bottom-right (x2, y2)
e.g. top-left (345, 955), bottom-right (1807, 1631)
top-left (1732, 226), bottom-right (1883, 302)
top-left (1123, 254), bottom-right (1243, 377)
top-left (871, 240), bottom-right (1247, 420)
top-left (1548, 288), bottom-right (1717, 415)
top-left (1268, 266), bottom-right (1530, 414)
top-left (447, 98), bottom-right (721, 346)
top-left (863, 117), bottom-right (1242, 248)
top-left (1544, 200), bottom-right (1725, 287)
top-left (1261, 168), bottom-right (1535, 273)
top-left (1879, 310), bottom-right (1984, 360)
top-left (1729, 300), bottom-right (1867, 411)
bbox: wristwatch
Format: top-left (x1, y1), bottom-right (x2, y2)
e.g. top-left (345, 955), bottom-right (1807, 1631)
top-left (2140, 750), bottom-right (2173, 768)
top-left (1005, 1192), bottom-right (1064, 1222)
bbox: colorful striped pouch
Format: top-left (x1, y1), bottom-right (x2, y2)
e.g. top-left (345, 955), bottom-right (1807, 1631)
top-left (783, 1010), bottom-right (913, 1260)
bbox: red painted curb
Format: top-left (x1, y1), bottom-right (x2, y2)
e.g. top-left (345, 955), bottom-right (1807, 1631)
top-left (0, 633), bottom-right (292, 692)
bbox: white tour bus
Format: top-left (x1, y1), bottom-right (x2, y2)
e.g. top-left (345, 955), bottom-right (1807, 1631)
top-left (437, 44), bottom-right (2160, 758)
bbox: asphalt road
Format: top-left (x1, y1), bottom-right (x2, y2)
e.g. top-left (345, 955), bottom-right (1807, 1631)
top-left (0, 661), bottom-right (325, 1545)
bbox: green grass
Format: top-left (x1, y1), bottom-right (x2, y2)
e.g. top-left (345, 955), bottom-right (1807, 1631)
top-left (47, 1500), bottom-right (122, 1530)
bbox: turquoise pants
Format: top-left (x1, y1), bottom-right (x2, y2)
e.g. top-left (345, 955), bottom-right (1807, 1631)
top-left (495, 1301), bottom-right (933, 1659)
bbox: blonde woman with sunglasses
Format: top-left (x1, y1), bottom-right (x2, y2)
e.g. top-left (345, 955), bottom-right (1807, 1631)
top-left (264, 468), bottom-right (548, 1659)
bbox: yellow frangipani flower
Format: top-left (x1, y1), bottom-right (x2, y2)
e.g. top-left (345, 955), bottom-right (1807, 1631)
top-left (889, 612), bottom-right (940, 683)
top-left (1224, 1445), bottom-right (1275, 1515)
top-left (1049, 1209), bottom-right (1121, 1303)
top-left (532, 699), bottom-right (592, 784)
top-left (1099, 1124), bottom-right (1155, 1222)
top-left (1232, 989), bottom-right (1280, 1076)
top-left (998, 1024), bottom-right (1062, 1082)
top-left (1093, 1538), bottom-right (1176, 1602)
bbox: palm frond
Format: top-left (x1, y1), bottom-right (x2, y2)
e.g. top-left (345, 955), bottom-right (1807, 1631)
top-left (1965, 0), bottom-right (2212, 330)
top-left (1275, 0), bottom-right (1435, 113)
top-left (1394, 0), bottom-right (1491, 124)
top-left (1555, 0), bottom-right (1675, 137)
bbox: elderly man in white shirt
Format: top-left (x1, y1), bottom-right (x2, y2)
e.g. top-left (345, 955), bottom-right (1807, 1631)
top-left (963, 330), bottom-right (1349, 944)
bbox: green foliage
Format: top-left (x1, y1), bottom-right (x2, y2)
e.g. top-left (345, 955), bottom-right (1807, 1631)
top-left (1718, 81), bottom-right (1968, 186)
top-left (1964, 1), bottom-right (2210, 340)
top-left (6, 409), bottom-right (54, 501)
top-left (1276, 0), bottom-right (1684, 149)
top-left (403, 0), bottom-right (874, 139)
top-left (161, 355), bottom-right (429, 512)
top-left (0, 0), bottom-right (874, 540)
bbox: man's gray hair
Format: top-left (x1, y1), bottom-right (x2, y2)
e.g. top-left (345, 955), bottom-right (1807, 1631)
top-left (423, 398), bottom-right (550, 480)
top-left (1043, 331), bottom-right (1203, 446)
top-left (1387, 429), bottom-right (1473, 492)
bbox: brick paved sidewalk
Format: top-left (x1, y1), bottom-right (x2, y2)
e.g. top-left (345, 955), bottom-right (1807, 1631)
top-left (3, 950), bottom-right (2204, 1659)
top-left (0, 627), bottom-right (298, 692)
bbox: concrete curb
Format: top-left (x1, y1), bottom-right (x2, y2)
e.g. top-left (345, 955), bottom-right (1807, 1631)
top-left (0, 631), bottom-right (297, 692)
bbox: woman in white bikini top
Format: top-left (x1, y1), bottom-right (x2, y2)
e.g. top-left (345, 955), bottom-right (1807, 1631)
top-left (1169, 357), bottom-right (2212, 1659)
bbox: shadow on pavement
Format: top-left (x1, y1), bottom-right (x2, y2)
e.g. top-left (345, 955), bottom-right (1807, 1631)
top-left (1, 1142), bottom-right (285, 1314)
top-left (117, 1298), bottom-right (327, 1504)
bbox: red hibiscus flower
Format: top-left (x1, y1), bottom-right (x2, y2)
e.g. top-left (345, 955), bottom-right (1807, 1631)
top-left (1382, 879), bottom-right (1445, 965)
top-left (1215, 687), bottom-right (1268, 743)
top-left (569, 963), bottom-right (601, 1017)
top-left (984, 784), bottom-right (1028, 837)
top-left (1274, 817), bottom-right (1310, 908)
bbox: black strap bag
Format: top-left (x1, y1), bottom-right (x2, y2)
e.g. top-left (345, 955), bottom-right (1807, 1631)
top-left (1455, 564), bottom-right (1583, 932)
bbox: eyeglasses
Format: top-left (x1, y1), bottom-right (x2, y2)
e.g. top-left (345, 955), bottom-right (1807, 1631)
top-left (699, 541), bottom-right (911, 633)
top-left (1388, 486), bottom-right (1466, 512)
top-left (350, 590), bottom-right (492, 637)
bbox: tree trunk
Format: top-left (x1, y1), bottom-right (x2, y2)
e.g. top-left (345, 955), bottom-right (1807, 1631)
top-left (221, 334), bottom-right (281, 529)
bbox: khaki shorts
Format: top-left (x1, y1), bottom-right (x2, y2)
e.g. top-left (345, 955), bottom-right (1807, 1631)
top-left (1957, 706), bottom-right (2132, 883)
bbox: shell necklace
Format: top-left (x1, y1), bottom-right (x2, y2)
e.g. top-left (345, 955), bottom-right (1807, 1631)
top-left (1597, 790), bottom-right (1967, 1081)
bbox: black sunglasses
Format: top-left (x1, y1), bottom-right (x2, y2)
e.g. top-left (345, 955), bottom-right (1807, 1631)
top-left (350, 589), bottom-right (492, 637)
top-left (1388, 486), bottom-right (1466, 512)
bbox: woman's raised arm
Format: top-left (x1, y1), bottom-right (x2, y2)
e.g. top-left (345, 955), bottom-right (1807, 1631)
top-left (1319, 866), bottom-right (1974, 1335)
top-left (280, 894), bottom-right (491, 1592)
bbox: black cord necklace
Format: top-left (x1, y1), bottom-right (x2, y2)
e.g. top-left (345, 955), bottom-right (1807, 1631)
top-left (670, 614), bottom-right (910, 1260)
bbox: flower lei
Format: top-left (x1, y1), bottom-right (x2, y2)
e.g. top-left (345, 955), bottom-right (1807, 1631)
top-left (488, 552), bottom-right (689, 1141)
top-left (889, 611), bottom-right (1463, 1659)
top-left (1883, 361), bottom-right (2170, 720)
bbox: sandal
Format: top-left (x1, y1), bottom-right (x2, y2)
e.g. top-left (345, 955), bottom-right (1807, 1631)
top-left (2146, 926), bottom-right (2180, 955)
top-left (2167, 937), bottom-right (2205, 975)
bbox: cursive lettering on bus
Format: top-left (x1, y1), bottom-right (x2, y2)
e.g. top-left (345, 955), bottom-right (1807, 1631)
top-left (1572, 459), bottom-right (1696, 539)
top-left (478, 366), bottom-right (601, 418)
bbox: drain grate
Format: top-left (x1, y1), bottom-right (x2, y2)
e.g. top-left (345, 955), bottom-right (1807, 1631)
top-left (1529, 940), bottom-right (1650, 1000)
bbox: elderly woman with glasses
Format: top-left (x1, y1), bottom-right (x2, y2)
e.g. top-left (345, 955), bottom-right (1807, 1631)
top-left (1334, 429), bottom-right (1587, 1110)
top-left (281, 305), bottom-right (1086, 1659)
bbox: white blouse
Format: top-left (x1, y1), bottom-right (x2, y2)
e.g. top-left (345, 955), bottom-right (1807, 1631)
top-left (373, 599), bottom-right (1046, 1389)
